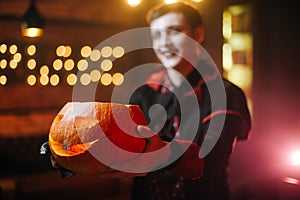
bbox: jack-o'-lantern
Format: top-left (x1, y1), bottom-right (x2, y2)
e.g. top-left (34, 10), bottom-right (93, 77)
top-left (48, 102), bottom-right (147, 175)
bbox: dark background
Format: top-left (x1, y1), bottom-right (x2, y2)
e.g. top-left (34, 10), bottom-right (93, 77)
top-left (0, 0), bottom-right (299, 199)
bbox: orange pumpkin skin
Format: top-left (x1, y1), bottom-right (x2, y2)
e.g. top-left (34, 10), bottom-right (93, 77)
top-left (48, 102), bottom-right (147, 175)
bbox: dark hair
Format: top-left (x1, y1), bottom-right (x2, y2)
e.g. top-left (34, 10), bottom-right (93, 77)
top-left (146, 1), bottom-right (203, 30)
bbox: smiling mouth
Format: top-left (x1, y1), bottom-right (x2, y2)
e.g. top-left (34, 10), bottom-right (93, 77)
top-left (158, 48), bottom-right (178, 58)
top-left (162, 52), bottom-right (176, 58)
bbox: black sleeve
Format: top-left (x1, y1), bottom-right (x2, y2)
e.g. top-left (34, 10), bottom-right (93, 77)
top-left (224, 80), bottom-right (252, 140)
top-left (200, 80), bottom-right (252, 168)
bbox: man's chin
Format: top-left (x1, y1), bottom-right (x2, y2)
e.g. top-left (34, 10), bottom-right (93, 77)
top-left (161, 61), bottom-right (180, 69)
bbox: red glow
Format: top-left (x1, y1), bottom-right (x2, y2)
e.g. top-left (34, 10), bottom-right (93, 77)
top-left (291, 150), bottom-right (300, 166)
top-left (282, 177), bottom-right (300, 185)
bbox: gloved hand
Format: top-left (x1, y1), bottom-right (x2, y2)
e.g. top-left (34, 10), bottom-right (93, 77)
top-left (102, 125), bottom-right (171, 177)
top-left (40, 141), bottom-right (75, 178)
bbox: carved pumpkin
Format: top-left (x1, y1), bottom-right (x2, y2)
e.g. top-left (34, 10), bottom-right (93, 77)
top-left (48, 102), bottom-right (147, 175)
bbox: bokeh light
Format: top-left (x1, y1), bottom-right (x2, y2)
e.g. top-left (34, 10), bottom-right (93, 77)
top-left (0, 44), bottom-right (7, 54)
top-left (0, 59), bottom-right (7, 69)
top-left (0, 75), bottom-right (7, 85)
top-left (53, 59), bottom-right (63, 71)
top-left (101, 59), bottom-right (113, 71)
top-left (90, 49), bottom-right (101, 61)
top-left (40, 65), bottom-right (49, 76)
top-left (40, 75), bottom-right (49, 86)
top-left (9, 60), bottom-right (17, 69)
top-left (67, 74), bottom-right (77, 86)
top-left (164, 0), bottom-right (178, 4)
top-left (291, 150), bottom-right (300, 166)
top-left (101, 46), bottom-right (113, 58)
top-left (112, 73), bottom-right (124, 86)
top-left (13, 53), bottom-right (22, 62)
top-left (9, 45), bottom-right (17, 54)
top-left (63, 45), bottom-right (72, 57)
top-left (27, 75), bottom-right (36, 86)
top-left (64, 59), bottom-right (75, 71)
top-left (27, 59), bottom-right (36, 70)
top-left (127, 0), bottom-right (141, 7)
top-left (113, 46), bottom-right (125, 58)
top-left (56, 45), bottom-right (66, 57)
top-left (77, 59), bottom-right (88, 71)
top-left (80, 73), bottom-right (91, 86)
top-left (81, 46), bottom-right (92, 58)
top-left (90, 70), bottom-right (101, 82)
top-left (27, 45), bottom-right (36, 56)
top-left (100, 73), bottom-right (112, 86)
top-left (50, 74), bottom-right (60, 86)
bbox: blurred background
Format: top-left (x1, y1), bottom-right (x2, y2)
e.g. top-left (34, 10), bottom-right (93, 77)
top-left (0, 0), bottom-right (299, 199)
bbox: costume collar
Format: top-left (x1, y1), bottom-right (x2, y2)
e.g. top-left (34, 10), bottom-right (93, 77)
top-left (146, 60), bottom-right (220, 92)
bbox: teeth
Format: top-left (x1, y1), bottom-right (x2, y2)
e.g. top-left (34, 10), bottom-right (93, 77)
top-left (163, 52), bottom-right (173, 57)
top-left (160, 50), bottom-right (174, 56)
top-left (159, 48), bottom-right (177, 56)
top-left (159, 47), bottom-right (169, 51)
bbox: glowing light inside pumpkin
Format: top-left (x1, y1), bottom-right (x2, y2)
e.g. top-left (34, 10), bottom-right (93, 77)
top-left (49, 134), bottom-right (99, 156)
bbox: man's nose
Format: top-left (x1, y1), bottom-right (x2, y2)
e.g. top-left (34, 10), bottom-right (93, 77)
top-left (160, 32), bottom-right (171, 46)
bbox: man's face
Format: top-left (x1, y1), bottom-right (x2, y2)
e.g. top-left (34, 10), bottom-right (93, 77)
top-left (150, 12), bottom-right (195, 70)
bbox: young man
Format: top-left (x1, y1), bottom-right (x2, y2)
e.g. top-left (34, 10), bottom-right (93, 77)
top-left (128, 2), bottom-right (251, 200)
top-left (43, 2), bottom-right (251, 200)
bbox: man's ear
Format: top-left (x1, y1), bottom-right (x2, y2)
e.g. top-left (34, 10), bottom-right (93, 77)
top-left (193, 26), bottom-right (205, 44)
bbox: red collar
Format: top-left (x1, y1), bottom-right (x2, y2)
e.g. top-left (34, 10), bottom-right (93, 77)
top-left (146, 69), bottom-right (168, 91)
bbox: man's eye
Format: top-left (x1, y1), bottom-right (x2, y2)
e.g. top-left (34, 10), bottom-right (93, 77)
top-left (167, 29), bottom-right (181, 35)
top-left (172, 28), bottom-right (183, 32)
top-left (151, 32), bottom-right (161, 39)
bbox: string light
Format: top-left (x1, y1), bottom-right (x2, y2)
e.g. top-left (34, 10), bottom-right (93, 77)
top-left (27, 44), bottom-right (36, 56)
top-left (0, 75), bottom-right (7, 85)
top-left (27, 75), bottom-right (36, 86)
top-left (100, 73), bottom-right (112, 86)
top-left (101, 59), bottom-right (113, 71)
top-left (90, 49), bottom-right (101, 61)
top-left (101, 46), bottom-right (113, 58)
top-left (81, 46), bottom-right (92, 58)
top-left (113, 46), bottom-right (125, 58)
top-left (67, 74), bottom-right (77, 86)
top-left (0, 42), bottom-right (126, 87)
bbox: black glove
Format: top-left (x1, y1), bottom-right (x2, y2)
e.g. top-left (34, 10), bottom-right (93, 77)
top-left (40, 141), bottom-right (75, 178)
